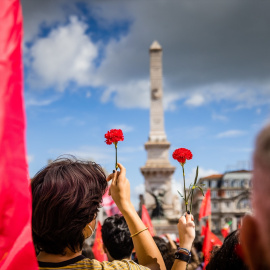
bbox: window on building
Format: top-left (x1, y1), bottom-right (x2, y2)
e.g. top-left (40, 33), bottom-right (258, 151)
top-left (225, 201), bottom-right (230, 208)
top-left (212, 191), bottom-right (217, 198)
top-left (231, 180), bottom-right (239, 187)
top-left (212, 219), bottom-right (219, 233)
top-left (237, 198), bottom-right (250, 209)
top-left (213, 202), bottom-right (217, 209)
top-left (211, 181), bottom-right (216, 188)
top-left (223, 180), bottom-right (229, 187)
top-left (241, 179), bottom-right (248, 188)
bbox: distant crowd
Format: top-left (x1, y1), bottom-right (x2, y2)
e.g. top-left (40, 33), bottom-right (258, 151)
top-left (31, 125), bottom-right (270, 270)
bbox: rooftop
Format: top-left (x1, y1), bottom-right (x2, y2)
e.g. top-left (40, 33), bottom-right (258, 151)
top-left (200, 174), bottom-right (223, 180)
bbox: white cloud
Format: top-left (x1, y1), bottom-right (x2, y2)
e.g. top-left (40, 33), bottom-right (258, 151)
top-left (108, 124), bottom-right (134, 133)
top-left (56, 116), bottom-right (85, 126)
top-left (27, 155), bottom-right (34, 163)
top-left (130, 183), bottom-right (145, 210)
top-left (212, 112), bottom-right (228, 122)
top-left (86, 91), bottom-right (91, 98)
top-left (216, 129), bottom-right (246, 138)
top-left (22, 1), bottom-right (270, 110)
top-left (27, 16), bottom-right (99, 90)
top-left (25, 95), bottom-right (59, 107)
top-left (229, 147), bottom-right (253, 153)
top-left (101, 79), bottom-right (150, 109)
top-left (171, 178), bottom-right (183, 195)
top-left (135, 183), bottom-right (145, 195)
top-left (185, 94), bottom-right (205, 107)
top-left (256, 108), bottom-right (261, 115)
top-left (48, 145), bottom-right (143, 166)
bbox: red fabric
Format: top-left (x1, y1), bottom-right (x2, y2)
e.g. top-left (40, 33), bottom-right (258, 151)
top-left (141, 205), bottom-right (155, 236)
top-left (92, 222), bottom-right (108, 262)
top-left (201, 225), bottom-right (206, 236)
top-left (102, 188), bottom-right (121, 216)
top-left (202, 221), bottom-right (222, 269)
top-left (0, 0), bottom-right (38, 269)
top-left (199, 189), bottom-right (211, 220)
top-left (221, 227), bottom-right (230, 238)
top-left (202, 221), bottom-right (211, 269)
top-left (210, 232), bottom-right (222, 247)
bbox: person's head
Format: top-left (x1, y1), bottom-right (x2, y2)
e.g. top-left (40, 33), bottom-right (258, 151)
top-left (153, 236), bottom-right (174, 270)
top-left (31, 156), bottom-right (107, 255)
top-left (101, 214), bottom-right (133, 261)
top-left (206, 230), bottom-right (248, 270)
top-left (241, 125), bottom-right (270, 269)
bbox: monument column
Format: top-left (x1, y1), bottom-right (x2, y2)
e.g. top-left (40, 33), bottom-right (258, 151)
top-left (141, 41), bottom-right (177, 221)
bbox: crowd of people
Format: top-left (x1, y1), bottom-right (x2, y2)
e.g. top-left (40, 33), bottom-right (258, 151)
top-left (30, 124), bottom-right (270, 270)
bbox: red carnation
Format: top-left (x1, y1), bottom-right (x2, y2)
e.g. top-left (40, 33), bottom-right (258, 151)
top-left (105, 129), bottom-right (124, 145)
top-left (105, 129), bottom-right (124, 170)
top-left (172, 148), bottom-right (193, 165)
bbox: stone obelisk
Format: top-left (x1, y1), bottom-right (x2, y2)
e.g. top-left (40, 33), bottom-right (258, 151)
top-left (141, 41), bottom-right (177, 223)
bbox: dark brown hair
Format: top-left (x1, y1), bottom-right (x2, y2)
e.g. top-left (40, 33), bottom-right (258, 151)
top-left (31, 156), bottom-right (107, 255)
top-left (101, 214), bottom-right (134, 260)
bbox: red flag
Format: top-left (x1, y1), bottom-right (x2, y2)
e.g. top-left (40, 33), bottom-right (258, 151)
top-left (199, 189), bottom-right (211, 220)
top-left (202, 221), bottom-right (222, 269)
top-left (141, 205), bottom-right (155, 236)
top-left (201, 225), bottom-right (206, 237)
top-left (92, 222), bottom-right (108, 262)
top-left (202, 221), bottom-right (211, 269)
top-left (210, 232), bottom-right (222, 247)
top-left (102, 187), bottom-right (121, 216)
top-left (201, 225), bottom-right (222, 246)
top-left (221, 221), bottom-right (232, 238)
top-left (0, 1), bottom-right (38, 269)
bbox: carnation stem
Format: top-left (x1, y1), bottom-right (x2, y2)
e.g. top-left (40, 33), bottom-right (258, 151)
top-left (115, 143), bottom-right (118, 170)
top-left (182, 164), bottom-right (188, 212)
top-left (190, 189), bottom-right (194, 213)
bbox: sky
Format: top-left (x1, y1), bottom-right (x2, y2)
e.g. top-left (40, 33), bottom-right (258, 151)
top-left (22, 0), bottom-right (270, 208)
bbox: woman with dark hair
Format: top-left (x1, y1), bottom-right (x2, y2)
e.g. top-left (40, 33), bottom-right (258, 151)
top-left (206, 230), bottom-right (248, 270)
top-left (31, 157), bottom-right (166, 270)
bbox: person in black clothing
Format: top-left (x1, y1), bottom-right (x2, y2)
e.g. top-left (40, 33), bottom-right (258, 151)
top-left (102, 215), bottom-right (134, 261)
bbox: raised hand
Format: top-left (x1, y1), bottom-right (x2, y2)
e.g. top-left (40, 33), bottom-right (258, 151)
top-left (106, 163), bottom-right (131, 213)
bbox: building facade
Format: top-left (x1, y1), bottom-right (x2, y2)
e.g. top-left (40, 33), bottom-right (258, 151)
top-left (191, 170), bottom-right (252, 239)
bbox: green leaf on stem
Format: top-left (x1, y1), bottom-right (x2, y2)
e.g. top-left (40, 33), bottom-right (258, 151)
top-left (198, 186), bottom-right (205, 196)
top-left (177, 190), bottom-right (184, 198)
top-left (194, 166), bottom-right (199, 185)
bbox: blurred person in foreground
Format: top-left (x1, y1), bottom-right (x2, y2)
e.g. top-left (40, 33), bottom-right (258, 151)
top-left (31, 158), bottom-right (165, 270)
top-left (240, 124), bottom-right (270, 269)
top-left (101, 214), bottom-right (134, 261)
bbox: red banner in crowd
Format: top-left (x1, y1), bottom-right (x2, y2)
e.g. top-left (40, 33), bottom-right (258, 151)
top-left (199, 189), bottom-right (211, 220)
top-left (141, 205), bottom-right (155, 236)
top-left (202, 221), bottom-right (222, 269)
top-left (0, 0), bottom-right (38, 269)
top-left (102, 187), bottom-right (121, 216)
top-left (92, 222), bottom-right (108, 262)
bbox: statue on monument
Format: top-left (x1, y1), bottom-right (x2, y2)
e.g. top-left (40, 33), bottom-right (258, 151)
top-left (146, 189), bottom-right (166, 218)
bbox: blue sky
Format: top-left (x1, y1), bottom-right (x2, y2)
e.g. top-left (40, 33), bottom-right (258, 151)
top-left (22, 0), bottom-right (270, 208)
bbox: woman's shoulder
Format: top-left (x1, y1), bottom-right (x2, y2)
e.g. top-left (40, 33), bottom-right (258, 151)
top-left (90, 258), bottom-right (151, 270)
top-left (39, 257), bottom-right (150, 270)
